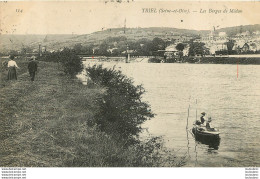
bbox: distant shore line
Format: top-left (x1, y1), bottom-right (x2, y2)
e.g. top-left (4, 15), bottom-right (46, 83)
top-left (2, 54), bottom-right (260, 64)
top-left (81, 56), bottom-right (260, 64)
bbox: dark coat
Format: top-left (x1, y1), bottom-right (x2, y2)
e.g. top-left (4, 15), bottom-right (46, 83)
top-left (28, 61), bottom-right (38, 72)
top-left (200, 116), bottom-right (205, 124)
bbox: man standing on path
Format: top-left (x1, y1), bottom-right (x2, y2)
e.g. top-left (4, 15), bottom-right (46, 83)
top-left (28, 56), bottom-right (38, 81)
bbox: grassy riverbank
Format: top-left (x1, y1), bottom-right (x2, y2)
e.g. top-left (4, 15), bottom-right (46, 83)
top-left (0, 60), bottom-right (184, 167)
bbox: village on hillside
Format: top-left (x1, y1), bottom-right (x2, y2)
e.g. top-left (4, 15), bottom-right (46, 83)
top-left (159, 28), bottom-right (260, 59)
top-left (1, 25), bottom-right (260, 63)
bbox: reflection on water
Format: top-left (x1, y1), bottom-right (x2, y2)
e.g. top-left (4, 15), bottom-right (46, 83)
top-left (82, 61), bottom-right (260, 167)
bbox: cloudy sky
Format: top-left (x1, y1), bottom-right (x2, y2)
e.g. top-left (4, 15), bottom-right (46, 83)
top-left (0, 1), bottom-right (259, 34)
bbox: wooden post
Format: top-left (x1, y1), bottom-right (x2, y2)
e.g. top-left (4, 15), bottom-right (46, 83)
top-left (126, 44), bottom-right (129, 63)
top-left (196, 99), bottom-right (197, 121)
top-left (186, 104), bottom-right (190, 130)
top-left (39, 44), bottom-right (42, 57)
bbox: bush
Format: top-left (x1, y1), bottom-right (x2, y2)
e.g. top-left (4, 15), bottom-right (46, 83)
top-left (164, 58), bottom-right (177, 63)
top-left (148, 57), bottom-right (162, 63)
top-left (38, 51), bottom-right (61, 62)
top-left (38, 48), bottom-right (83, 77)
top-left (86, 65), bottom-right (154, 143)
top-left (59, 48), bottom-right (83, 77)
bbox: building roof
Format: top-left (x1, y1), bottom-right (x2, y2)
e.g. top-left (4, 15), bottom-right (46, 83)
top-left (165, 45), bottom-right (177, 51)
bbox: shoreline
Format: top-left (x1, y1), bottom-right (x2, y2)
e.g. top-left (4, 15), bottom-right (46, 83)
top-left (81, 56), bottom-right (260, 64)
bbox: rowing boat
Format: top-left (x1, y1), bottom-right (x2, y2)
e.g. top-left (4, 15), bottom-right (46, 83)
top-left (192, 125), bottom-right (220, 139)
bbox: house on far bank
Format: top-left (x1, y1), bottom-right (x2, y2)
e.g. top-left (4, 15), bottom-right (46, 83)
top-left (253, 31), bottom-right (260, 35)
top-left (208, 44), bottom-right (227, 55)
top-left (165, 44), bottom-right (177, 52)
top-left (234, 42), bottom-right (250, 53)
top-left (183, 47), bottom-right (189, 56)
top-left (163, 43), bottom-right (189, 58)
top-left (107, 47), bottom-right (118, 53)
top-left (248, 42), bottom-right (258, 52)
top-left (164, 51), bottom-right (176, 59)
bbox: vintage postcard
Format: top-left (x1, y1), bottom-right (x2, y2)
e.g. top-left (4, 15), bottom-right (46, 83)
top-left (0, 0), bottom-right (260, 175)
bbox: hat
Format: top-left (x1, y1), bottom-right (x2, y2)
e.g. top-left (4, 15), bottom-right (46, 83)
top-left (31, 56), bottom-right (36, 60)
top-left (9, 55), bottom-right (15, 60)
top-left (201, 112), bottom-right (206, 115)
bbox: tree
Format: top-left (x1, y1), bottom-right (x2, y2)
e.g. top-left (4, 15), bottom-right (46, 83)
top-left (73, 43), bottom-right (83, 54)
top-left (225, 40), bottom-right (235, 54)
top-left (111, 48), bottom-right (120, 56)
top-left (188, 41), bottom-right (206, 56)
top-left (136, 38), bottom-right (153, 56)
top-left (81, 45), bottom-right (93, 55)
top-left (176, 43), bottom-right (185, 51)
top-left (152, 37), bottom-right (166, 51)
top-left (176, 43), bottom-right (185, 58)
top-left (86, 65), bottom-right (154, 143)
top-left (97, 42), bottom-right (110, 56)
top-left (21, 46), bottom-right (33, 55)
top-left (9, 50), bottom-right (19, 56)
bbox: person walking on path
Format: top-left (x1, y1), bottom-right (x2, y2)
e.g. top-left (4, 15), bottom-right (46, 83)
top-left (7, 55), bottom-right (19, 80)
top-left (28, 56), bottom-right (38, 81)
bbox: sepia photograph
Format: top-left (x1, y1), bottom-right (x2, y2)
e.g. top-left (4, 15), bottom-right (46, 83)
top-left (0, 0), bottom-right (259, 174)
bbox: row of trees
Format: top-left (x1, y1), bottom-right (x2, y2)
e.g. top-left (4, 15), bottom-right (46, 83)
top-left (72, 37), bottom-right (168, 57)
top-left (5, 36), bottom-right (252, 59)
top-left (72, 37), bottom-right (212, 57)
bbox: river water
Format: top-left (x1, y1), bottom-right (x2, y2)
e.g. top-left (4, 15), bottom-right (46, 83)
top-left (81, 61), bottom-right (260, 167)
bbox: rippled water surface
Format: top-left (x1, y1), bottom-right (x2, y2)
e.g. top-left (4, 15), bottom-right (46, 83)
top-left (82, 61), bottom-right (260, 167)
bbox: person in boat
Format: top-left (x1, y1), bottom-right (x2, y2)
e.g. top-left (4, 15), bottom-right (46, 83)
top-left (195, 112), bottom-right (206, 125)
top-left (200, 112), bottom-right (206, 125)
top-left (206, 117), bottom-right (214, 131)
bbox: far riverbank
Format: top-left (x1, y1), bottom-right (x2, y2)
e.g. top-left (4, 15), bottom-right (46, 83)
top-left (81, 56), bottom-right (260, 64)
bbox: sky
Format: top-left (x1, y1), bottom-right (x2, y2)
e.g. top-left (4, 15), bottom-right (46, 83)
top-left (0, 1), bottom-right (260, 35)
